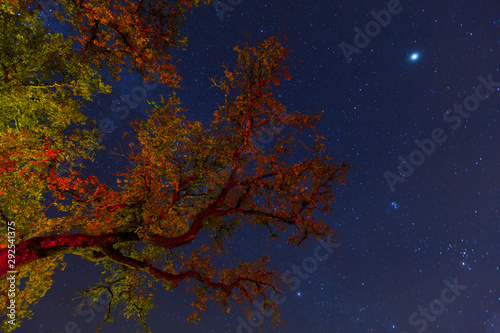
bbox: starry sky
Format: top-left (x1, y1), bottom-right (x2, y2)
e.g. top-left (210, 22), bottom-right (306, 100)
top-left (20, 0), bottom-right (500, 332)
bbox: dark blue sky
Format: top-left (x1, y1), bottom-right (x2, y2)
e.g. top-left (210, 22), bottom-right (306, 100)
top-left (22, 1), bottom-right (500, 332)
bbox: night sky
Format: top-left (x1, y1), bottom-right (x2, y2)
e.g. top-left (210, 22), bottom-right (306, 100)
top-left (20, 0), bottom-right (500, 332)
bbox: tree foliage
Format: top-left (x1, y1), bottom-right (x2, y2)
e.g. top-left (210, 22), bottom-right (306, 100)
top-left (0, 1), bottom-right (350, 331)
top-left (6, 0), bottom-right (211, 85)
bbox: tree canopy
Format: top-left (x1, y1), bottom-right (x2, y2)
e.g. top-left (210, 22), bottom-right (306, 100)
top-left (0, 1), bottom-right (350, 331)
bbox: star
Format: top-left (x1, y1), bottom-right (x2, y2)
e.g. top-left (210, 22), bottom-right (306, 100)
top-left (409, 52), bottom-right (420, 61)
top-left (390, 202), bottom-right (400, 209)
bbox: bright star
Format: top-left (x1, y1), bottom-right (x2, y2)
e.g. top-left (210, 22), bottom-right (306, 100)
top-left (409, 52), bottom-right (420, 61)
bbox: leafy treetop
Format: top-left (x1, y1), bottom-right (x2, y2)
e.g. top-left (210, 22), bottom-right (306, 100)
top-left (0, 2), bottom-right (349, 332)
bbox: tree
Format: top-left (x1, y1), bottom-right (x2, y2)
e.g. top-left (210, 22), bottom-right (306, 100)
top-left (7, 0), bottom-right (211, 85)
top-left (0, 2), bottom-right (350, 332)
